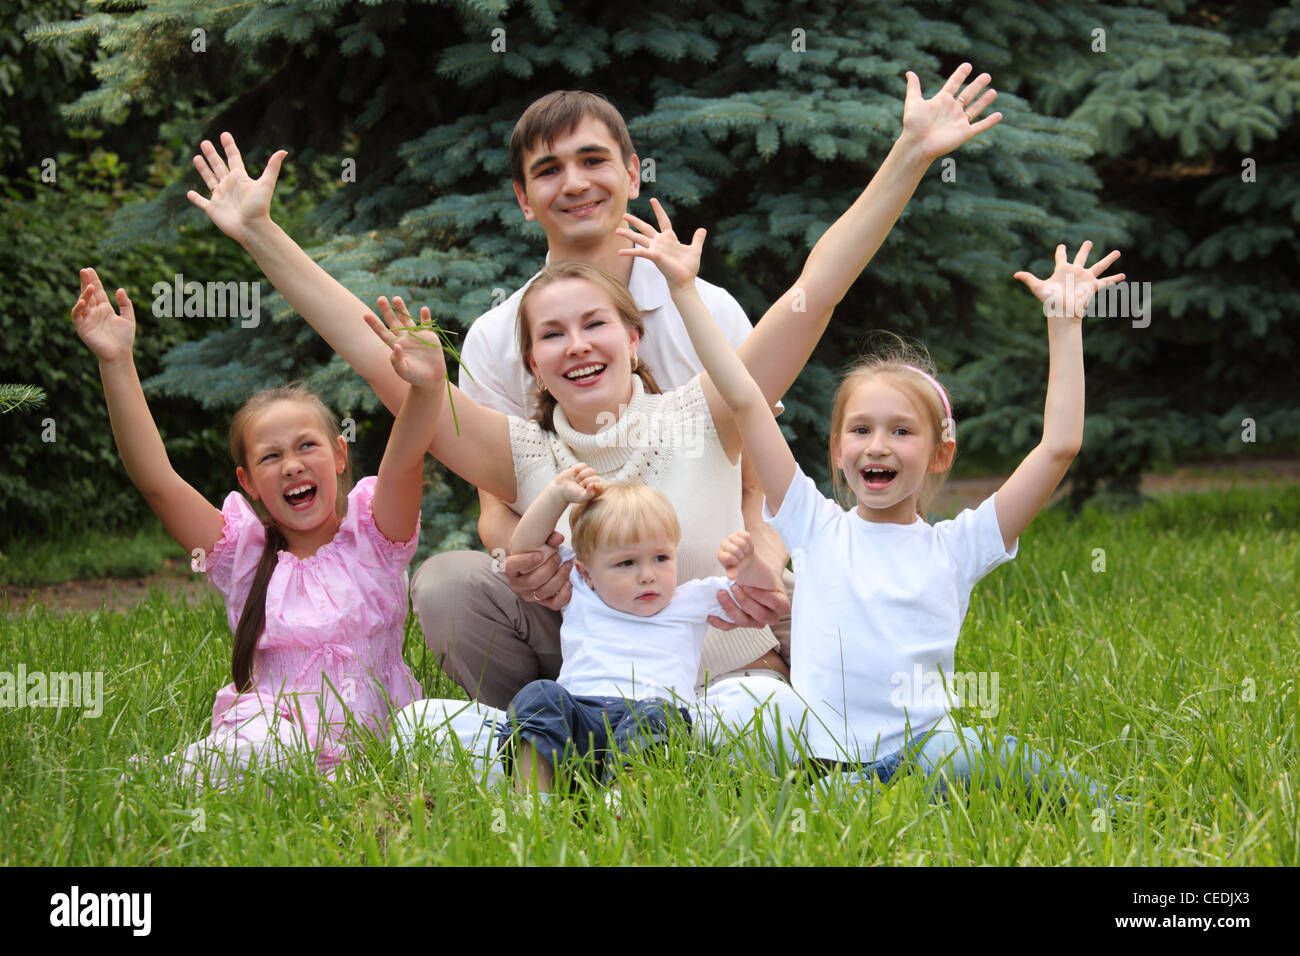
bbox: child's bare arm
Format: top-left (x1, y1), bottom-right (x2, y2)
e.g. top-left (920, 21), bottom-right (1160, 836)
top-left (995, 242), bottom-right (1124, 551)
top-left (72, 269), bottom-right (224, 557)
top-left (717, 530), bottom-right (783, 593)
top-left (509, 465), bottom-right (602, 557)
top-left (188, 134), bottom-right (411, 416)
top-left (737, 65), bottom-right (1002, 405)
top-left (618, 199), bottom-right (798, 512)
top-left (364, 302), bottom-right (449, 544)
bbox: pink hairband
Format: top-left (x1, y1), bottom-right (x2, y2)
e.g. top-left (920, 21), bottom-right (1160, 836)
top-left (901, 364), bottom-right (953, 436)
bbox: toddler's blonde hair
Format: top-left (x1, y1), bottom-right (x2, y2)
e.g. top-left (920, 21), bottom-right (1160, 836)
top-left (569, 482), bottom-right (680, 562)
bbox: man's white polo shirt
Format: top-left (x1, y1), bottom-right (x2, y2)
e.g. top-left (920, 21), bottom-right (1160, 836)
top-left (456, 255), bottom-right (753, 418)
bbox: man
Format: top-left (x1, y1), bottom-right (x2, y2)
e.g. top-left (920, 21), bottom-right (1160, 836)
top-left (416, 91), bottom-right (792, 708)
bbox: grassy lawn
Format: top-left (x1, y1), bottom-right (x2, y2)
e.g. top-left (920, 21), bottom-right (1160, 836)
top-left (0, 522), bottom-right (178, 588)
top-left (2, 485), bottom-right (1296, 865)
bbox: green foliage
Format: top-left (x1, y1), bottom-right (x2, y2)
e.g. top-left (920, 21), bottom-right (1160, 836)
top-left (0, 146), bottom-right (252, 540)
top-left (981, 0), bottom-right (1300, 497)
top-left (18, 0), bottom-right (1299, 538)
top-left (30, 1), bottom-right (1114, 496)
top-left (0, 0), bottom-right (89, 172)
top-left (0, 519), bottom-right (178, 586)
top-left (0, 384), bottom-right (48, 413)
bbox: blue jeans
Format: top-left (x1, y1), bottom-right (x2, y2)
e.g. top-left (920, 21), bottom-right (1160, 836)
top-left (500, 679), bottom-right (692, 785)
top-left (815, 725), bottom-right (1117, 810)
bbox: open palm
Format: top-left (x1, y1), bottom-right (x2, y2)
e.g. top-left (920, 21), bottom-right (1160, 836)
top-left (1014, 242), bottom-right (1124, 321)
top-left (365, 296), bottom-right (448, 389)
top-left (71, 268), bottom-right (135, 363)
top-left (903, 63), bottom-right (1003, 161)
top-left (187, 132), bottom-right (287, 243)
top-left (617, 198), bottom-right (706, 289)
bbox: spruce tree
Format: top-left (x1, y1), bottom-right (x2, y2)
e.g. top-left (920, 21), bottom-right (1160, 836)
top-left (26, 0), bottom-right (1293, 544)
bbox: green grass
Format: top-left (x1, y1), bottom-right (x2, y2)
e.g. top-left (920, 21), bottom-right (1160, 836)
top-left (0, 520), bottom-right (178, 586)
top-left (2, 485), bottom-right (1296, 865)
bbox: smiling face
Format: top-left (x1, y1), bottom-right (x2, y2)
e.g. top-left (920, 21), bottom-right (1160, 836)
top-left (234, 400), bottom-right (349, 553)
top-left (513, 114), bottom-right (640, 255)
top-left (577, 524), bottom-right (679, 617)
top-left (524, 275), bottom-right (639, 433)
top-left (833, 377), bottom-right (953, 524)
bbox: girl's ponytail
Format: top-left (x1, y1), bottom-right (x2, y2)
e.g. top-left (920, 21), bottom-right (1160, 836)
top-left (231, 522), bottom-right (285, 691)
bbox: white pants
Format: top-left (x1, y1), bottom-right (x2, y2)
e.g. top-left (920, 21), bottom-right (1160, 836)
top-left (389, 674), bottom-right (812, 787)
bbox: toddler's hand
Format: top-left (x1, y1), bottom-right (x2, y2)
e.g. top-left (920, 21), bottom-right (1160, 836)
top-left (71, 268), bottom-right (135, 363)
top-left (616, 198), bottom-right (705, 292)
top-left (553, 464), bottom-right (602, 504)
top-left (717, 530), bottom-right (754, 581)
top-left (1014, 242), bottom-right (1124, 322)
top-left (365, 296), bottom-right (448, 388)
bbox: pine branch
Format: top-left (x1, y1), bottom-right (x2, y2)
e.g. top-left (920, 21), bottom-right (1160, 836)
top-left (0, 385), bottom-right (49, 415)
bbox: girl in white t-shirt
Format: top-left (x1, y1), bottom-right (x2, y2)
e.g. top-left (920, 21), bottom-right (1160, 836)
top-left (621, 197), bottom-right (1125, 807)
top-left (503, 467), bottom-right (784, 794)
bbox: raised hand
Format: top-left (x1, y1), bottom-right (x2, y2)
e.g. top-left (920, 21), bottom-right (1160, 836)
top-left (364, 296), bottom-right (448, 388)
top-left (1014, 242), bottom-right (1124, 322)
top-left (716, 529), bottom-right (755, 581)
top-left (616, 197), bottom-right (706, 291)
top-left (902, 62), bottom-right (1003, 161)
top-left (186, 132), bottom-right (287, 244)
top-left (553, 463), bottom-right (603, 504)
top-left (71, 268), bottom-right (135, 363)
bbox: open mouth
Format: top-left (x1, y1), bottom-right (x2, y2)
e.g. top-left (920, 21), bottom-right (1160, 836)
top-left (563, 363), bottom-right (606, 385)
top-left (283, 482), bottom-right (318, 510)
top-left (563, 199), bottom-right (603, 216)
top-left (861, 467), bottom-right (897, 490)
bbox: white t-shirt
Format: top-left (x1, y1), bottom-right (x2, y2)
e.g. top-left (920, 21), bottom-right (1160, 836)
top-left (457, 254), bottom-right (753, 418)
top-left (764, 465), bottom-right (1018, 762)
top-left (556, 545), bottom-right (735, 704)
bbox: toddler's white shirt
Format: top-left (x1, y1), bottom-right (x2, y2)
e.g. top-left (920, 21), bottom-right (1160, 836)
top-left (555, 546), bottom-right (735, 704)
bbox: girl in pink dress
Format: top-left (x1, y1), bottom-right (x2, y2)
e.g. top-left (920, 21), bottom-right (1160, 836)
top-left (73, 267), bottom-right (446, 786)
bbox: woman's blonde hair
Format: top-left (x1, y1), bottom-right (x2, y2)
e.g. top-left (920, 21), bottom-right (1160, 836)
top-left (227, 384), bottom-right (354, 691)
top-left (828, 336), bottom-right (955, 521)
top-left (517, 260), bottom-right (662, 431)
top-left (569, 482), bottom-right (680, 563)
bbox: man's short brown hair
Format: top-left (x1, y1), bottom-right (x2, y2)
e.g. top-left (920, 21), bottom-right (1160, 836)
top-left (509, 90), bottom-right (636, 185)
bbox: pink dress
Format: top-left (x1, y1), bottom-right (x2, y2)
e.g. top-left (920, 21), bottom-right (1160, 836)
top-left (174, 476), bottom-right (422, 784)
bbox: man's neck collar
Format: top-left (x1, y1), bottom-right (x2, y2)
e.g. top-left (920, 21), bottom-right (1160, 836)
top-left (541, 247), bottom-right (668, 312)
top-left (543, 236), bottom-right (635, 286)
